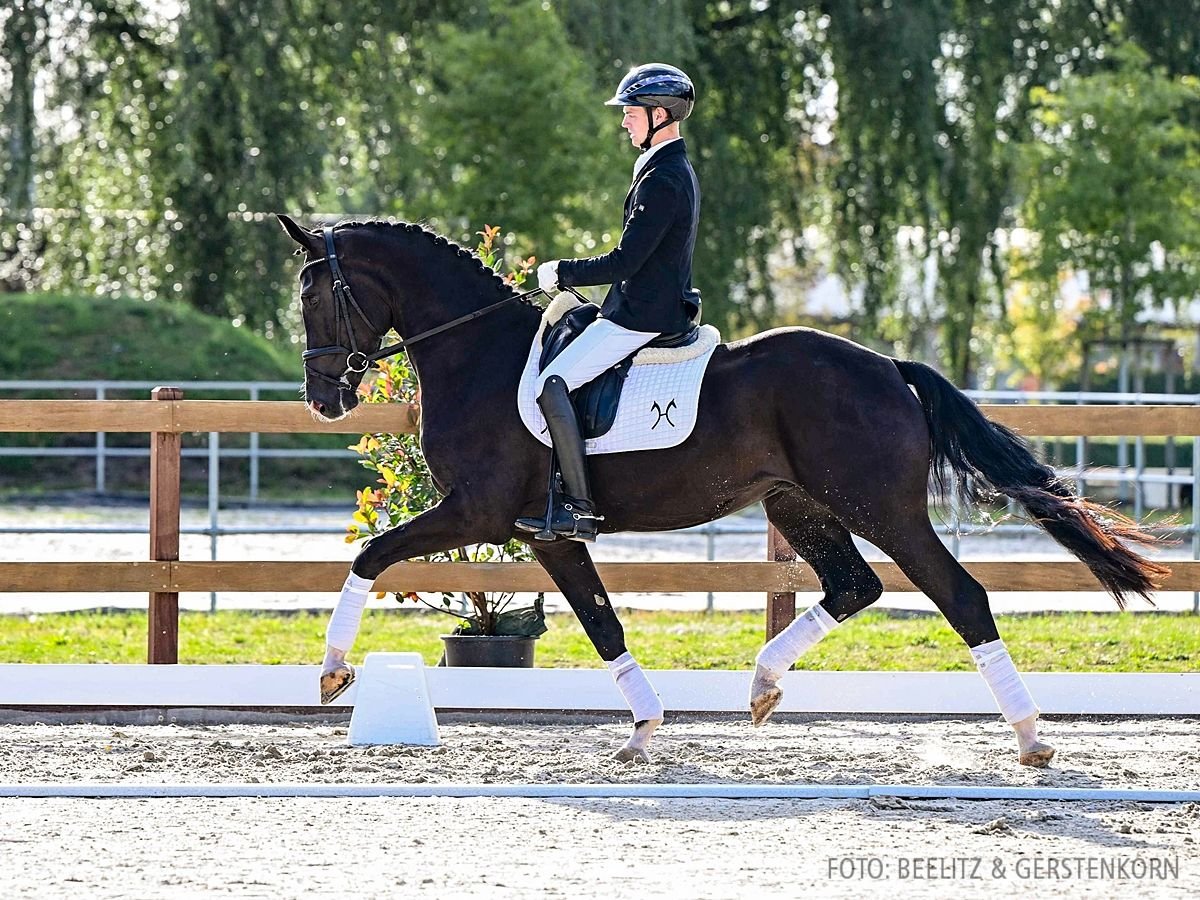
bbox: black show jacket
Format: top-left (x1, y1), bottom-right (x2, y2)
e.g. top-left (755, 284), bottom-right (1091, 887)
top-left (556, 139), bottom-right (701, 334)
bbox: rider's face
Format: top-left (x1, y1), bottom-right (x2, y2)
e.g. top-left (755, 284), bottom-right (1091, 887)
top-left (622, 105), bottom-right (664, 147)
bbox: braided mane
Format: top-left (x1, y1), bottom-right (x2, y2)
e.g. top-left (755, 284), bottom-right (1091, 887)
top-left (337, 219), bottom-right (518, 301)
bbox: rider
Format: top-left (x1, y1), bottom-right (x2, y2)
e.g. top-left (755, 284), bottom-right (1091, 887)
top-left (515, 63), bottom-right (701, 543)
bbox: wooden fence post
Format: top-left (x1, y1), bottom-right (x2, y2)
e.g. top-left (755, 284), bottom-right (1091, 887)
top-left (149, 386), bottom-right (182, 664)
top-left (766, 523), bottom-right (796, 641)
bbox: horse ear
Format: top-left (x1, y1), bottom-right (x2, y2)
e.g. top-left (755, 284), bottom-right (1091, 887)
top-left (277, 213), bottom-right (323, 255)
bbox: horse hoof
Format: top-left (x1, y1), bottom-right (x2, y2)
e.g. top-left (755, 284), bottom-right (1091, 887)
top-left (319, 663), bottom-right (356, 705)
top-left (750, 686), bottom-right (783, 727)
top-left (1019, 742), bottom-right (1056, 768)
top-left (613, 746), bottom-right (651, 764)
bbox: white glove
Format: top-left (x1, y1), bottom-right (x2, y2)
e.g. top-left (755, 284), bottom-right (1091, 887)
top-left (537, 260), bottom-right (561, 294)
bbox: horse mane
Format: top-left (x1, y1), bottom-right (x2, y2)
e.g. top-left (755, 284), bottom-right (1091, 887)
top-left (336, 219), bottom-right (519, 302)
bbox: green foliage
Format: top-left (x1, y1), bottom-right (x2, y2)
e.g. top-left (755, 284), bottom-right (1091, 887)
top-left (4, 1), bottom-right (1200, 389)
top-left (816, 0), bottom-right (1112, 383)
top-left (346, 226), bottom-right (544, 637)
top-left (991, 278), bottom-right (1084, 390)
top-left (1016, 42), bottom-right (1200, 338)
top-left (392, 1), bottom-right (628, 260)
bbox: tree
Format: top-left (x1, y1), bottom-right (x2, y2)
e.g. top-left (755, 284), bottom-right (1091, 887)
top-left (378, 1), bottom-right (628, 262)
top-left (0, 2), bottom-right (45, 221)
top-left (814, 0), bottom-right (1121, 384)
top-left (8, 0), bottom-right (1197, 384)
top-left (994, 276), bottom-right (1086, 389)
top-left (1016, 43), bottom-right (1200, 339)
top-left (0, 2), bottom-right (45, 290)
top-left (3, 1), bottom-right (459, 334)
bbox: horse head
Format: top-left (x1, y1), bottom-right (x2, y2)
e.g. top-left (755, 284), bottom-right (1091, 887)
top-left (278, 214), bottom-right (396, 420)
top-left (280, 214), bottom-right (541, 423)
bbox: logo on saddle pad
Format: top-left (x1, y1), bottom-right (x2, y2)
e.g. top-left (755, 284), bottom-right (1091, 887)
top-left (517, 296), bottom-right (721, 456)
top-left (651, 399), bottom-right (678, 429)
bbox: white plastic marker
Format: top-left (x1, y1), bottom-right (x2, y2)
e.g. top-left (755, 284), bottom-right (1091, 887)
top-left (346, 652), bottom-right (440, 747)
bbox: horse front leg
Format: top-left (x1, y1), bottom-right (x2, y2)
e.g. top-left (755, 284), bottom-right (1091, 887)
top-left (319, 492), bottom-right (493, 704)
top-left (530, 540), bottom-right (664, 764)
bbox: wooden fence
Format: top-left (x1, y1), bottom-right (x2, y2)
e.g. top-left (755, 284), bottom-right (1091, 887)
top-left (2, 390), bottom-right (1198, 663)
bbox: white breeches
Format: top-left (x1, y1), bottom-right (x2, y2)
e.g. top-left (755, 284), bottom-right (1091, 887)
top-left (536, 316), bottom-right (658, 395)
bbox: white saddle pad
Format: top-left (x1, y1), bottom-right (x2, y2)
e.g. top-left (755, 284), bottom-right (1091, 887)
top-left (517, 295), bottom-right (721, 455)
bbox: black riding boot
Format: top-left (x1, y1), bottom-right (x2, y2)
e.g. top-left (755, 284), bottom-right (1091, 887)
top-left (515, 376), bottom-right (602, 542)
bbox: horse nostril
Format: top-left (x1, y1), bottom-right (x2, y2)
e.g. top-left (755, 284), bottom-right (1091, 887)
top-left (311, 399), bottom-right (327, 415)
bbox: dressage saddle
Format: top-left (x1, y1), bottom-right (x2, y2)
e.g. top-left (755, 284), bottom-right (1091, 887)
top-left (538, 302), bottom-right (699, 439)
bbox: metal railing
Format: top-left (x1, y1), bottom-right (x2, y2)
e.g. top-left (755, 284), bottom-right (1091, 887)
top-left (0, 381), bottom-right (768, 613)
top-left (0, 379), bottom-right (336, 499)
top-left (5, 392), bottom-right (1200, 664)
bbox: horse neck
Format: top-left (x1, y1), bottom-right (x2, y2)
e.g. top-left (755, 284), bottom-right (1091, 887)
top-left (405, 300), bottom-right (539, 399)
top-left (382, 242), bottom-right (540, 411)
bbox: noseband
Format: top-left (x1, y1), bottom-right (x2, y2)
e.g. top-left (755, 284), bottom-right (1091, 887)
top-left (301, 226), bottom-right (545, 391)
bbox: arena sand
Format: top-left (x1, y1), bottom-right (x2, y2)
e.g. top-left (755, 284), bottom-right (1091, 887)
top-left (0, 716), bottom-right (1197, 898)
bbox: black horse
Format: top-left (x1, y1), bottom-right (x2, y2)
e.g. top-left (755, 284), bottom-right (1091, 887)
top-left (279, 215), bottom-right (1166, 763)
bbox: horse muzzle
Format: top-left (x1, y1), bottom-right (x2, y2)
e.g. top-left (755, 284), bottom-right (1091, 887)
top-left (306, 384), bottom-right (359, 421)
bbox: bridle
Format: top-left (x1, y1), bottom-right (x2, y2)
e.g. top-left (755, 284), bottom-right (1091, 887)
top-left (301, 226), bottom-right (549, 390)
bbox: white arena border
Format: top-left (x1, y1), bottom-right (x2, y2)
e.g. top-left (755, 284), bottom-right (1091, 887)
top-left (2, 782), bottom-right (1199, 802)
top-left (2, 665), bottom-right (1199, 715)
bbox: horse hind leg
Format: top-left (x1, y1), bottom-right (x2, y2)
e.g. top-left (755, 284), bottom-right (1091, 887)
top-left (869, 520), bottom-right (1055, 768)
top-left (752, 492), bottom-right (883, 726)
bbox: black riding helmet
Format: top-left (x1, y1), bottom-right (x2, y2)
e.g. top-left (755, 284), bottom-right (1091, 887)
top-left (606, 63), bottom-right (695, 150)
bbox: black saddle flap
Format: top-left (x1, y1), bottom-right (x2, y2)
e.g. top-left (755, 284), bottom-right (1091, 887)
top-left (538, 304), bottom-right (630, 440)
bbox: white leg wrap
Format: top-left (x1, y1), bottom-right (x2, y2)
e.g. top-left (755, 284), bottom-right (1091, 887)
top-left (971, 639), bottom-right (1038, 725)
top-left (607, 652), bottom-right (664, 723)
top-left (754, 603), bottom-right (838, 680)
top-left (325, 571), bottom-right (375, 653)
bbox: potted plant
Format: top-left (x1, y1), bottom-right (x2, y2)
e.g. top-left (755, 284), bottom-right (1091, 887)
top-left (347, 226), bottom-right (546, 666)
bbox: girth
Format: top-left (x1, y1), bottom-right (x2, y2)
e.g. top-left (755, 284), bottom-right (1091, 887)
top-left (538, 303), bottom-right (699, 439)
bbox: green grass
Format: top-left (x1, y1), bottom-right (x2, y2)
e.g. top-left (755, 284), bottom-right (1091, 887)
top-left (0, 292), bottom-right (295, 382)
top-left (0, 291), bottom-right (372, 499)
top-left (3, 609), bottom-right (1197, 671)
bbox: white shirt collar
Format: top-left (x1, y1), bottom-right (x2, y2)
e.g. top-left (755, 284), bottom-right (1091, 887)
top-left (631, 136), bottom-right (682, 183)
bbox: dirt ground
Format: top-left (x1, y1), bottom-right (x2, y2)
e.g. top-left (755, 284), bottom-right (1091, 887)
top-left (0, 716), bottom-right (1197, 898)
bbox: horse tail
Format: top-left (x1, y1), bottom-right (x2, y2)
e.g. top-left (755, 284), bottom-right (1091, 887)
top-left (894, 359), bottom-right (1169, 608)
